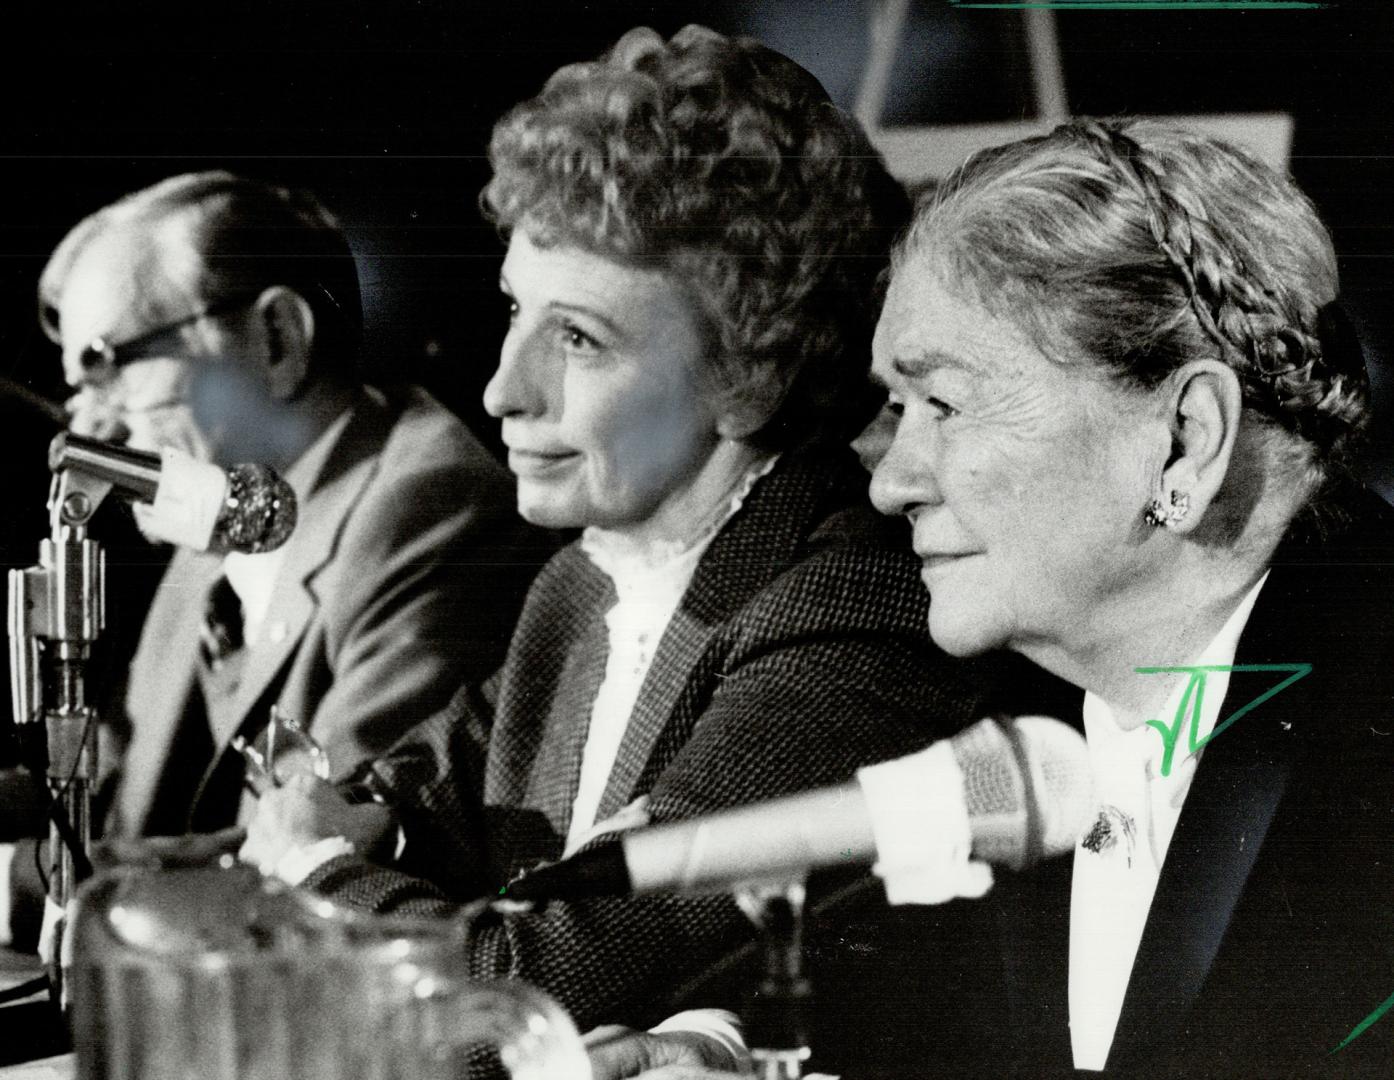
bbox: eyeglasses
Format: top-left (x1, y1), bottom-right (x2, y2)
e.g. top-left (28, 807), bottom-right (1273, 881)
top-left (44, 279), bottom-right (350, 373)
top-left (71, 294), bottom-right (261, 373)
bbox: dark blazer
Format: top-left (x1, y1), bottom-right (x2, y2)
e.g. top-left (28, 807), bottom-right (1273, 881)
top-left (302, 442), bottom-right (1021, 1033)
top-left (807, 488), bottom-right (1394, 1079)
top-left (110, 383), bottom-right (552, 836)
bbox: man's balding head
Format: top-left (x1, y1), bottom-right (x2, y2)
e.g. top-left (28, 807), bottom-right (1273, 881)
top-left (44, 173), bottom-right (363, 470)
top-left (41, 172), bottom-right (362, 371)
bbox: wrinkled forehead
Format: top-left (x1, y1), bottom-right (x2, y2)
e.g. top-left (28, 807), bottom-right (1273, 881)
top-left (873, 252), bottom-right (964, 368)
top-left (872, 251), bottom-right (1049, 388)
top-left (52, 218), bottom-right (201, 346)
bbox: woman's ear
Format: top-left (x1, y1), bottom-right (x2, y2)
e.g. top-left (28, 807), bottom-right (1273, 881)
top-left (712, 360), bottom-right (787, 441)
top-left (715, 408), bottom-right (765, 441)
top-left (253, 286), bottom-right (316, 400)
top-left (1152, 360), bottom-right (1243, 533)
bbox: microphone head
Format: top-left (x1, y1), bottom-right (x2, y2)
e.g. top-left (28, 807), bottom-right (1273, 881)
top-left (214, 463), bottom-right (297, 554)
top-left (952, 715), bottom-right (1093, 872)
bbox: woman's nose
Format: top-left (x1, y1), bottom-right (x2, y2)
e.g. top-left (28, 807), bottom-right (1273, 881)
top-left (483, 327), bottom-right (547, 420)
top-left (869, 425), bottom-right (940, 519)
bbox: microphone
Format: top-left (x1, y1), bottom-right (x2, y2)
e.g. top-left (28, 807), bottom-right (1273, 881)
top-left (502, 716), bottom-right (1092, 902)
top-left (48, 433), bottom-right (298, 555)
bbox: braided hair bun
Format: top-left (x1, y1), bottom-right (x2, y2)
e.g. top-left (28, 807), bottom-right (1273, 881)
top-left (898, 117), bottom-right (1370, 480)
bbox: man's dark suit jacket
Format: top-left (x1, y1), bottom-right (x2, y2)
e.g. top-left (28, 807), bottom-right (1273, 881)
top-left (300, 442), bottom-right (1026, 1033)
top-left (803, 488), bottom-right (1394, 1079)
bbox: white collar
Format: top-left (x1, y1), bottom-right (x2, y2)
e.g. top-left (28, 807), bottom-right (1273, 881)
top-left (581, 453), bottom-right (779, 580)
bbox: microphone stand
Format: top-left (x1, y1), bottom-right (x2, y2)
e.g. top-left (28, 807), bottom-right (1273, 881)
top-left (737, 879), bottom-right (814, 1080)
top-left (8, 467), bottom-right (108, 1009)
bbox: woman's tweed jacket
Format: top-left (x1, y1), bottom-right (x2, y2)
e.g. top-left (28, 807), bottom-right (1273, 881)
top-left (302, 441), bottom-right (1002, 1031)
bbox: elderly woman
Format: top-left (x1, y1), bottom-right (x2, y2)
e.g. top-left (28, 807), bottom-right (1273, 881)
top-left (239, 22), bottom-right (1031, 1056)
top-left (601, 119), bottom-right (1394, 1079)
top-left (865, 117), bottom-right (1393, 1076)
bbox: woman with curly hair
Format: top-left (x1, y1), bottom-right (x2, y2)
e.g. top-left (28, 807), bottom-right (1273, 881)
top-left (240, 23), bottom-right (1032, 1062)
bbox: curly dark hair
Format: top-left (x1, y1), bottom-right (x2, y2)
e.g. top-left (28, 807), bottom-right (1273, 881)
top-left (899, 118), bottom-right (1370, 494)
top-left (482, 24), bottom-right (910, 449)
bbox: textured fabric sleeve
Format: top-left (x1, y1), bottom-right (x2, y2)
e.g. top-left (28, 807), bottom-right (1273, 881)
top-left (305, 516), bottom-right (991, 1033)
top-left (455, 547), bottom-right (988, 1032)
top-left (295, 850), bottom-right (461, 916)
top-left (301, 675), bottom-right (500, 906)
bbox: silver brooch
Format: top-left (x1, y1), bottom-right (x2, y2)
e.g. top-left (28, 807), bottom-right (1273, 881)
top-left (1080, 804), bottom-right (1138, 867)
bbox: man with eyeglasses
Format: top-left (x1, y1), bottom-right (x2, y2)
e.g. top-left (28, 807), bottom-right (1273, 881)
top-left (0, 172), bottom-right (551, 950)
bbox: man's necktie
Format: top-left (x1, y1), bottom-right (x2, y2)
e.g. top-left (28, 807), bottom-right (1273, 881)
top-left (199, 575), bottom-right (244, 671)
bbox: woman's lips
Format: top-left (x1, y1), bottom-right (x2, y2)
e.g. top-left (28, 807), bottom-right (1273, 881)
top-left (507, 448), bottom-right (578, 476)
top-left (916, 551), bottom-right (978, 577)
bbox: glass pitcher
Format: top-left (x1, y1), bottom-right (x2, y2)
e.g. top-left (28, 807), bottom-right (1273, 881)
top-left (67, 852), bottom-right (591, 1080)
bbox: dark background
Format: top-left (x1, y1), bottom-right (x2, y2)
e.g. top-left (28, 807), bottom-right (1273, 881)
top-left (2, 1), bottom-right (1390, 456)
top-left (0, 0), bottom-right (1389, 723)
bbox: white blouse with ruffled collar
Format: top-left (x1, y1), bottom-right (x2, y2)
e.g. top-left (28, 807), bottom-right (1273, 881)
top-left (563, 454), bottom-right (779, 855)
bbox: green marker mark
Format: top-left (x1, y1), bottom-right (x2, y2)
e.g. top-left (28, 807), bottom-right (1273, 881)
top-left (1136, 663), bottom-right (1311, 776)
top-left (1130, 659), bottom-right (1391, 1058)
top-left (1333, 987), bottom-right (1394, 1054)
